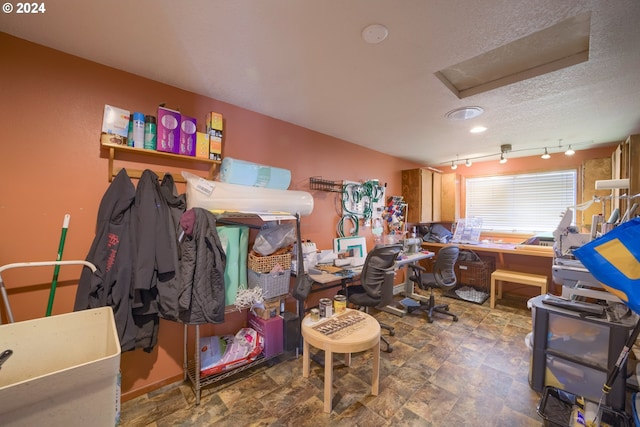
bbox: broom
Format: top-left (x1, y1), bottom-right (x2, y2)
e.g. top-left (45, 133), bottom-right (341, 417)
top-left (45, 214), bottom-right (70, 316)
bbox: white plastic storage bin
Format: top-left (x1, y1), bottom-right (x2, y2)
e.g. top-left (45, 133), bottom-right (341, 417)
top-left (0, 307), bottom-right (121, 426)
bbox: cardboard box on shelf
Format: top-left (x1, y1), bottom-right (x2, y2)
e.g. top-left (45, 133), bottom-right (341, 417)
top-left (101, 104), bottom-right (130, 138)
top-left (206, 112), bottom-right (223, 132)
top-left (209, 132), bottom-right (222, 161)
top-left (157, 106), bottom-right (181, 153)
top-left (206, 112), bottom-right (223, 161)
top-left (247, 312), bottom-right (283, 358)
top-left (179, 114), bottom-right (197, 156)
top-left (195, 132), bottom-right (209, 159)
top-left (253, 298), bottom-right (281, 320)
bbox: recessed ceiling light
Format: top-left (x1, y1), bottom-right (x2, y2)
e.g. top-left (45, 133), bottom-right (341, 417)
top-left (470, 126), bottom-right (487, 133)
top-left (362, 24), bottom-right (388, 44)
top-left (445, 106), bottom-right (484, 121)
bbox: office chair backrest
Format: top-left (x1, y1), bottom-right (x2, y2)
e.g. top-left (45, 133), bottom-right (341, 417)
top-left (433, 245), bottom-right (459, 289)
top-left (360, 243), bottom-right (403, 301)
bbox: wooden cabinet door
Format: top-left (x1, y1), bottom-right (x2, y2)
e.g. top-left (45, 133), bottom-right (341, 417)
top-left (432, 172), bottom-right (442, 223)
top-left (402, 168), bottom-right (439, 223)
top-left (440, 173), bottom-right (459, 222)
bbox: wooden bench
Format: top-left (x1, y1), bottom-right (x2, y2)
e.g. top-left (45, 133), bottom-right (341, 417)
top-left (490, 269), bottom-right (548, 308)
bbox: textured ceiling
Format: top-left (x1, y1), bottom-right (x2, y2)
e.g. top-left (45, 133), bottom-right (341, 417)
top-left (1, 0), bottom-right (639, 167)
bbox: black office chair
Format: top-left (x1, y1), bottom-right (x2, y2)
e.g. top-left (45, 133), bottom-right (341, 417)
top-left (406, 245), bottom-right (460, 323)
top-left (344, 243), bottom-right (403, 353)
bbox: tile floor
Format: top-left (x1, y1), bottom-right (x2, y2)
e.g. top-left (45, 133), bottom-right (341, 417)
top-left (120, 293), bottom-right (545, 426)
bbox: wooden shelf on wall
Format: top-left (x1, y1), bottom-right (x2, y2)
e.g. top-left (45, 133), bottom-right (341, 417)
top-left (101, 141), bottom-right (220, 183)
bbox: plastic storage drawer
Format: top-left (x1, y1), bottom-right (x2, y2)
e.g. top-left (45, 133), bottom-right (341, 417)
top-left (544, 355), bottom-right (607, 403)
top-left (547, 311), bottom-right (610, 368)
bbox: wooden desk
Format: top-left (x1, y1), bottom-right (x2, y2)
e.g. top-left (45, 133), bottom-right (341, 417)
top-left (301, 309), bottom-right (380, 413)
top-left (422, 242), bottom-right (556, 295)
top-left (307, 251), bottom-right (435, 316)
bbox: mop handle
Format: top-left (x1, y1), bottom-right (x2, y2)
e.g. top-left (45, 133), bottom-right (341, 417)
top-left (45, 214), bottom-right (70, 317)
top-left (602, 317), bottom-right (640, 394)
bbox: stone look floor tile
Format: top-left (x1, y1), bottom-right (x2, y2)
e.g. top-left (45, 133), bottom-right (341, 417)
top-left (120, 293), bottom-right (546, 426)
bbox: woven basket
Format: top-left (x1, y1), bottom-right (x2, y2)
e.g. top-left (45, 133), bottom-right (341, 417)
top-left (248, 252), bottom-right (292, 273)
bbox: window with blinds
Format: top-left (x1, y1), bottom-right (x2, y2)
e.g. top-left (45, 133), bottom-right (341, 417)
top-left (465, 170), bottom-right (577, 233)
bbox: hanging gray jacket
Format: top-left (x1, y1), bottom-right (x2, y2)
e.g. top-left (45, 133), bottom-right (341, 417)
top-left (178, 208), bottom-right (227, 324)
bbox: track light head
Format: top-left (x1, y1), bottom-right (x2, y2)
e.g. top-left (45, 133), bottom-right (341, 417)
top-left (541, 148), bottom-right (550, 159)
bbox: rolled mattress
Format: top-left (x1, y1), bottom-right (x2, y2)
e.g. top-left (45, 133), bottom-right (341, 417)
top-left (183, 171), bottom-right (314, 216)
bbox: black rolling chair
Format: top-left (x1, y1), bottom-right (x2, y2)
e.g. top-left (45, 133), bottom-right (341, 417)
top-left (344, 243), bottom-right (403, 353)
top-left (406, 245), bottom-right (460, 323)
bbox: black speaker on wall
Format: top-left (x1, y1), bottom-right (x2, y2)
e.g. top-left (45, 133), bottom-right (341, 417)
top-left (281, 311), bottom-right (300, 353)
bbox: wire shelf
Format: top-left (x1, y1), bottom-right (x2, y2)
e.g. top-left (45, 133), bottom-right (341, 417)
top-left (309, 176), bottom-right (343, 192)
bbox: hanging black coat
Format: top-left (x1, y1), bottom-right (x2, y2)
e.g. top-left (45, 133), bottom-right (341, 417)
top-left (130, 169), bottom-right (176, 351)
top-left (74, 168), bottom-right (138, 351)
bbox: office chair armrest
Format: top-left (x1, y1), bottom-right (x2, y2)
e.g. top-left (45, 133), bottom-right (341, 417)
top-left (384, 269), bottom-right (395, 287)
top-left (376, 269), bottom-right (396, 309)
top-left (408, 264), bottom-right (426, 273)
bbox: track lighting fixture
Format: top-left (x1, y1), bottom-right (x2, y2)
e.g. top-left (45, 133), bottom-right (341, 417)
top-left (442, 139), bottom-right (584, 167)
top-left (541, 148), bottom-right (550, 159)
top-left (499, 144), bottom-right (511, 164)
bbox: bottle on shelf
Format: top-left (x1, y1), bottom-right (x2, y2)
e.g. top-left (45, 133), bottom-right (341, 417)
top-left (127, 114), bottom-right (134, 147)
top-left (144, 115), bottom-right (157, 150)
top-left (132, 112), bottom-right (145, 149)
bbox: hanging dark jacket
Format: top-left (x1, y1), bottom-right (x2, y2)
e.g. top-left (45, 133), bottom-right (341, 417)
top-left (130, 169), bottom-right (177, 351)
top-left (156, 173), bottom-right (187, 321)
top-left (178, 208), bottom-right (227, 324)
top-left (74, 168), bottom-right (137, 351)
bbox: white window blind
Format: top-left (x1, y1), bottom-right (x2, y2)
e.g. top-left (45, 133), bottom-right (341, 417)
top-left (465, 170), bottom-right (576, 233)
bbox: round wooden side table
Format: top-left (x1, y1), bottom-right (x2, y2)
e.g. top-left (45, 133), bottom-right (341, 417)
top-left (301, 308), bottom-right (381, 413)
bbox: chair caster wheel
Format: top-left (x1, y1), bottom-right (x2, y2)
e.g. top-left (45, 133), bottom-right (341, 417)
top-left (427, 318), bottom-right (433, 323)
top-left (387, 347), bottom-right (393, 353)
top-left (452, 316), bottom-right (458, 321)
top-left (389, 330), bottom-right (395, 336)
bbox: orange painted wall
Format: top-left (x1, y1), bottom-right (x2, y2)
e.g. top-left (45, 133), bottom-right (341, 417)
top-left (0, 32), bottom-right (424, 399)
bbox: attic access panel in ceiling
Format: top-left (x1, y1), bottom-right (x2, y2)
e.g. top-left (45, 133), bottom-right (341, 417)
top-left (435, 12), bottom-right (591, 99)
